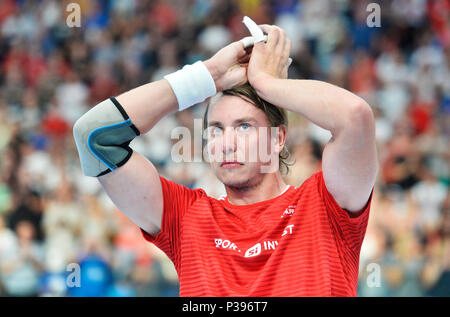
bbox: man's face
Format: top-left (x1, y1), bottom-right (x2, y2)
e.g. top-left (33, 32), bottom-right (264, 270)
top-left (205, 95), bottom-right (282, 189)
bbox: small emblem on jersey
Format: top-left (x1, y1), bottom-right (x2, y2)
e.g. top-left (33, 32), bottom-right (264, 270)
top-left (244, 243), bottom-right (262, 258)
top-left (281, 205), bottom-right (296, 218)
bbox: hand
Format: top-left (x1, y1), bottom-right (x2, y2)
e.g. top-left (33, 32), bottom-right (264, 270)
top-left (204, 41), bottom-right (251, 92)
top-left (247, 24), bottom-right (291, 91)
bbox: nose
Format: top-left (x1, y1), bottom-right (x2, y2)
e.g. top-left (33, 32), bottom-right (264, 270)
top-left (222, 127), bottom-right (237, 155)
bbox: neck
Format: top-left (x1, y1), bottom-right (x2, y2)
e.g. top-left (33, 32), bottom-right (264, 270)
top-left (225, 172), bottom-right (288, 205)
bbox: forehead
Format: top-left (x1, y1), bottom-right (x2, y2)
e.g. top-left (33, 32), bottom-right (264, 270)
top-left (207, 95), bottom-right (268, 125)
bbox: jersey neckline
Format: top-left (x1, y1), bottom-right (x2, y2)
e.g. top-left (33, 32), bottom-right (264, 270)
top-left (220, 185), bottom-right (294, 210)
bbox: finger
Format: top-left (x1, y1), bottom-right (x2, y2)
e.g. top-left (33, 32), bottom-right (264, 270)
top-left (228, 65), bottom-right (248, 88)
top-left (230, 40), bottom-right (248, 59)
top-left (241, 36), bottom-right (254, 49)
top-left (258, 24), bottom-right (272, 33)
top-left (256, 24), bottom-right (278, 50)
top-left (238, 42), bottom-right (253, 62)
top-left (281, 58), bottom-right (291, 79)
top-left (283, 39), bottom-right (291, 61)
top-left (282, 66), bottom-right (289, 79)
top-left (264, 25), bottom-right (288, 55)
top-left (238, 53), bottom-right (251, 64)
top-left (277, 28), bottom-right (287, 56)
top-left (258, 24), bottom-right (281, 50)
top-left (241, 35), bottom-right (268, 48)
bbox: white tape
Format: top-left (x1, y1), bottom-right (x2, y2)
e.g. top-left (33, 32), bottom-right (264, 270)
top-left (241, 16), bottom-right (293, 69)
top-left (242, 16), bottom-right (265, 43)
top-left (241, 35), bottom-right (268, 48)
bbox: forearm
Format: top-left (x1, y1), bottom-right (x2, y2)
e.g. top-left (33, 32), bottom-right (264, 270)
top-left (253, 77), bottom-right (369, 136)
top-left (116, 60), bottom-right (220, 134)
top-left (115, 79), bottom-right (178, 134)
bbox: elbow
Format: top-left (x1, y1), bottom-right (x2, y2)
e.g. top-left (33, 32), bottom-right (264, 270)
top-left (350, 99), bottom-right (374, 120)
top-left (73, 114), bottom-right (89, 145)
top-left (348, 100), bottom-right (375, 134)
top-left (73, 116), bottom-right (82, 142)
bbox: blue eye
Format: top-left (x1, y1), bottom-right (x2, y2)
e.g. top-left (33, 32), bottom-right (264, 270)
top-left (208, 126), bottom-right (222, 136)
top-left (239, 123), bottom-right (250, 131)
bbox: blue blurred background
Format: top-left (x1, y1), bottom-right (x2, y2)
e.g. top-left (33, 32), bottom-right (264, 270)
top-left (0, 0), bottom-right (448, 297)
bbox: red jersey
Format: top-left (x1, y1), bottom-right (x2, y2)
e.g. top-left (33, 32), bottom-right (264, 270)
top-left (141, 171), bottom-right (373, 297)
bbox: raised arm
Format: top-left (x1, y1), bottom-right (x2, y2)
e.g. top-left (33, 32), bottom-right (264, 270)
top-left (73, 40), bottom-right (251, 235)
top-left (247, 24), bottom-right (378, 213)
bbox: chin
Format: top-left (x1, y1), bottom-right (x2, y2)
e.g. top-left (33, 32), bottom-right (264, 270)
top-left (222, 177), bottom-right (252, 189)
top-left (216, 167), bottom-right (261, 189)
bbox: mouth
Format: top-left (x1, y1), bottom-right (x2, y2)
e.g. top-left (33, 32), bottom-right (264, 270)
top-left (220, 161), bottom-right (244, 168)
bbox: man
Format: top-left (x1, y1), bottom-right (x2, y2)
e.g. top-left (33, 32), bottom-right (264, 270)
top-left (73, 23), bottom-right (378, 296)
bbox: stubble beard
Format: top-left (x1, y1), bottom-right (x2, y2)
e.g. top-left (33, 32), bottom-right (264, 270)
top-left (217, 166), bottom-right (264, 193)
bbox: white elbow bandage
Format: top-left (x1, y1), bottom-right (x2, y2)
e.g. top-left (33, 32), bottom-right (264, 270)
top-left (73, 97), bottom-right (140, 177)
top-left (164, 61), bottom-right (217, 111)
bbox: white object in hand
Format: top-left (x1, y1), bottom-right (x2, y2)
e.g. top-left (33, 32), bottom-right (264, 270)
top-left (241, 16), bottom-right (292, 67)
top-left (241, 35), bottom-right (268, 49)
top-left (242, 16), bottom-right (266, 43)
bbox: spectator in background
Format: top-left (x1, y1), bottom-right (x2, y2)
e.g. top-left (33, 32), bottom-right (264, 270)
top-left (7, 190), bottom-right (44, 242)
top-left (0, 220), bottom-right (44, 296)
top-left (411, 160), bottom-right (448, 232)
top-left (0, 213), bottom-right (16, 295)
top-left (54, 70), bottom-right (89, 125)
top-left (42, 177), bottom-right (83, 276)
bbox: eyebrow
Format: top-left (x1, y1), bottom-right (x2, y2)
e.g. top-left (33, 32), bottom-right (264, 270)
top-left (207, 117), bottom-right (258, 128)
top-left (207, 120), bottom-right (223, 128)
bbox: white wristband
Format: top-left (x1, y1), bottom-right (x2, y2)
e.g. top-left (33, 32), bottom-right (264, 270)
top-left (164, 61), bottom-right (217, 111)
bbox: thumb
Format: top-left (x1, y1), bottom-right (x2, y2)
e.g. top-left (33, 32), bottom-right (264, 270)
top-left (222, 40), bottom-right (247, 63)
top-left (226, 64), bottom-right (248, 88)
top-left (212, 41), bottom-right (247, 74)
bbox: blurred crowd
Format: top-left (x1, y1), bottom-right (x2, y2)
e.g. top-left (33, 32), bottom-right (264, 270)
top-left (0, 0), bottom-right (448, 297)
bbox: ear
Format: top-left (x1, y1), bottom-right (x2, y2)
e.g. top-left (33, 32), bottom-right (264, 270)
top-left (274, 125), bottom-right (287, 154)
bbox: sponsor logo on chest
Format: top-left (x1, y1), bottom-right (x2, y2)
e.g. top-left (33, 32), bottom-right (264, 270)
top-left (214, 205), bottom-right (297, 258)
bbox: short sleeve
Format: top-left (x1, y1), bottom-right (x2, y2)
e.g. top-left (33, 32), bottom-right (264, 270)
top-left (140, 176), bottom-right (205, 266)
top-left (315, 171), bottom-right (373, 253)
